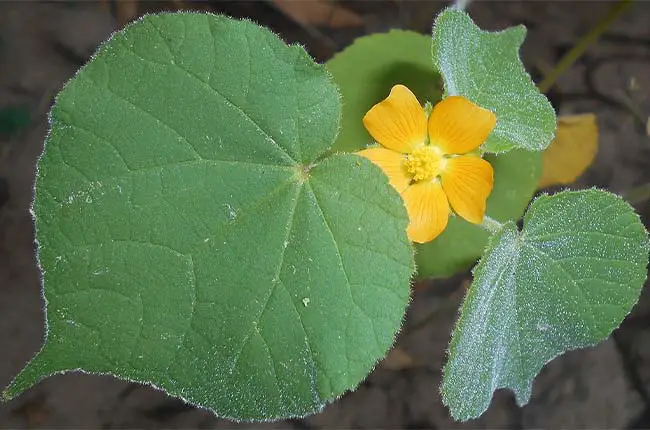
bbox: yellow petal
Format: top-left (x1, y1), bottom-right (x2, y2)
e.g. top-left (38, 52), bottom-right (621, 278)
top-left (402, 180), bottom-right (449, 243)
top-left (441, 155), bottom-right (494, 224)
top-left (538, 113), bottom-right (598, 189)
top-left (357, 148), bottom-right (411, 193)
top-left (363, 85), bottom-right (427, 153)
top-left (428, 96), bottom-right (496, 155)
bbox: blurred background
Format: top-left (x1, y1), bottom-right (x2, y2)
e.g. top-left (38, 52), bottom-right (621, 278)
top-left (0, 0), bottom-right (649, 427)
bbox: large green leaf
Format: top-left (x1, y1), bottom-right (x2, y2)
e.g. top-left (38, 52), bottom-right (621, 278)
top-left (441, 189), bottom-right (649, 420)
top-left (325, 31), bottom-right (542, 279)
top-left (3, 13), bottom-right (414, 421)
top-left (432, 8), bottom-right (556, 153)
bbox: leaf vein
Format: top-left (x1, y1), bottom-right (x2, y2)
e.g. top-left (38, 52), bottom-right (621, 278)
top-left (162, 255), bottom-right (197, 378)
top-left (146, 19), bottom-right (297, 166)
top-left (521, 242), bottom-right (604, 337)
top-left (305, 182), bottom-right (383, 355)
top-left (229, 184), bottom-right (302, 374)
top-left (100, 84), bottom-right (203, 162)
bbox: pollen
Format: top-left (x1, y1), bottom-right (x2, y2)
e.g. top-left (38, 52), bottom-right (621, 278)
top-left (404, 145), bottom-right (444, 182)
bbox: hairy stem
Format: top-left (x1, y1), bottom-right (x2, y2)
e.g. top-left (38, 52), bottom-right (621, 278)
top-left (481, 215), bottom-right (503, 235)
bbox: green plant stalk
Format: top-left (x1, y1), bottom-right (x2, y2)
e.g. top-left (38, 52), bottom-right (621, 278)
top-left (481, 215), bottom-right (503, 235)
top-left (454, 0), bottom-right (472, 11)
top-left (538, 0), bottom-right (633, 93)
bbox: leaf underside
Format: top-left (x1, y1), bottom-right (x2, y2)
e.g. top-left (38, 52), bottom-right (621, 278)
top-left (432, 8), bottom-right (556, 153)
top-left (442, 189), bottom-right (649, 420)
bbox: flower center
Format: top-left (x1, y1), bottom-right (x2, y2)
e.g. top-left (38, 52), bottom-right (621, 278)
top-left (404, 146), bottom-right (444, 182)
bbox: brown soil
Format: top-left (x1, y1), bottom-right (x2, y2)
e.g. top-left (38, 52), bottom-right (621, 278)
top-left (1, 1), bottom-right (649, 428)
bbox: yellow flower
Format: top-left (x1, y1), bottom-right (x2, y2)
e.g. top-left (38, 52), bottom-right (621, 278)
top-left (358, 85), bottom-right (497, 243)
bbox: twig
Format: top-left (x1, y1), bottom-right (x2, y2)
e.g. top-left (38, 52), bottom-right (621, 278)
top-left (538, 0), bottom-right (633, 94)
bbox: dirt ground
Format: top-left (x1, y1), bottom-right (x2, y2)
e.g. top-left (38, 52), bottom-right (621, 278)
top-left (1, 1), bottom-right (649, 428)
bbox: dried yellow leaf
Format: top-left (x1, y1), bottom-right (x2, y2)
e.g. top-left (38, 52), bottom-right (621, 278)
top-left (538, 113), bottom-right (598, 189)
top-left (380, 347), bottom-right (416, 370)
top-left (271, 0), bottom-right (363, 28)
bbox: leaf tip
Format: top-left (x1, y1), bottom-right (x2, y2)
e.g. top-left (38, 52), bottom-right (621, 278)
top-left (512, 384), bottom-right (533, 408)
top-left (1, 377), bottom-right (26, 404)
top-left (509, 24), bottom-right (528, 44)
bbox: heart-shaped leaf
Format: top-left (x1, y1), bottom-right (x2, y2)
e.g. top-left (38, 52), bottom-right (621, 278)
top-left (442, 189), bottom-right (649, 420)
top-left (3, 13), bottom-right (414, 421)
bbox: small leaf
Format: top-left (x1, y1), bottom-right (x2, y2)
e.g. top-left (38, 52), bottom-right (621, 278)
top-left (3, 13), bottom-right (414, 421)
top-left (325, 31), bottom-right (542, 278)
top-left (326, 30), bottom-right (443, 153)
top-left (380, 347), bottom-right (416, 370)
top-left (538, 114), bottom-right (598, 189)
top-left (432, 8), bottom-right (556, 153)
top-left (441, 189), bottom-right (649, 421)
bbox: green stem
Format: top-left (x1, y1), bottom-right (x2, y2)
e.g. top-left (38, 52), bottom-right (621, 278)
top-left (537, 0), bottom-right (633, 94)
top-left (454, 0), bottom-right (472, 10)
top-left (481, 215), bottom-right (503, 235)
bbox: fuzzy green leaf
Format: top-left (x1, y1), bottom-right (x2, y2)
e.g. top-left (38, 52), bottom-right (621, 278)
top-left (442, 189), bottom-right (649, 420)
top-left (432, 8), bottom-right (556, 153)
top-left (3, 13), bottom-right (414, 421)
